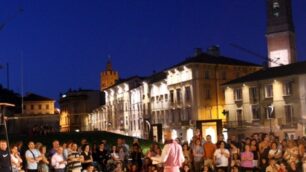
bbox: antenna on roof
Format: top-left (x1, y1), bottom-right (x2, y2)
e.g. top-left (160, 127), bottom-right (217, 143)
top-left (229, 43), bottom-right (283, 67)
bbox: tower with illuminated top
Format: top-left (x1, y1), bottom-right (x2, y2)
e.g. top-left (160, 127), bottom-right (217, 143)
top-left (100, 57), bottom-right (119, 91)
top-left (266, 0), bottom-right (296, 67)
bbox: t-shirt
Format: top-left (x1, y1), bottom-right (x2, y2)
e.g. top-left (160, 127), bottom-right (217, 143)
top-left (214, 149), bottom-right (229, 167)
top-left (67, 151), bottom-right (82, 170)
top-left (25, 149), bottom-right (41, 170)
top-left (240, 151), bottom-right (254, 168)
top-left (203, 142), bottom-right (216, 159)
top-left (0, 150), bottom-right (11, 172)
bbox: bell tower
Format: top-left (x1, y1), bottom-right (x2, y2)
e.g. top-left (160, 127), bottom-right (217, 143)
top-left (100, 57), bottom-right (119, 91)
top-left (266, 0), bottom-right (296, 67)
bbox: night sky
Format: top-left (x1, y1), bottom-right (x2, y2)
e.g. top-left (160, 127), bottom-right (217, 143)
top-left (0, 0), bottom-right (305, 102)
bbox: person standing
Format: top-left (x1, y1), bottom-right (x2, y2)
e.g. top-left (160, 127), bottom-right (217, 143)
top-left (67, 143), bottom-right (83, 172)
top-left (192, 139), bottom-right (204, 172)
top-left (0, 140), bottom-right (11, 172)
top-left (150, 129), bottom-right (185, 172)
top-left (214, 141), bottom-right (229, 172)
top-left (51, 146), bottom-right (67, 172)
top-left (203, 135), bottom-right (216, 170)
top-left (11, 145), bottom-right (23, 172)
top-left (25, 141), bottom-right (42, 172)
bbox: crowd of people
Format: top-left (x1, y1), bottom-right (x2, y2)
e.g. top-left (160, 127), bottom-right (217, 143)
top-left (0, 129), bottom-right (305, 172)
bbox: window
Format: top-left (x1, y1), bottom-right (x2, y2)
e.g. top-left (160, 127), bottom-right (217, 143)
top-left (236, 109), bottom-right (243, 126)
top-left (176, 89), bottom-right (181, 103)
top-left (46, 104), bottom-right (49, 110)
top-left (160, 111), bottom-right (164, 123)
top-left (170, 90), bottom-right (174, 103)
top-left (265, 106), bottom-right (275, 119)
top-left (38, 104), bottom-right (42, 110)
top-left (182, 108), bottom-right (191, 121)
top-left (160, 95), bottom-right (164, 102)
top-left (251, 105), bottom-right (260, 120)
top-left (283, 81), bottom-right (293, 96)
top-left (31, 105), bottom-right (34, 110)
top-left (23, 105), bottom-right (26, 110)
top-left (168, 110), bottom-right (174, 123)
top-left (176, 109), bottom-right (181, 122)
top-left (186, 108), bottom-right (192, 120)
top-left (165, 94), bottom-right (168, 101)
top-left (249, 87), bottom-right (258, 103)
top-left (264, 85), bottom-right (273, 98)
top-left (185, 86), bottom-right (191, 101)
top-left (284, 105), bottom-right (293, 124)
top-left (234, 88), bottom-right (242, 101)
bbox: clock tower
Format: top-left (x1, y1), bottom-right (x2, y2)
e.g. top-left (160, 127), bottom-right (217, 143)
top-left (266, 0), bottom-right (296, 67)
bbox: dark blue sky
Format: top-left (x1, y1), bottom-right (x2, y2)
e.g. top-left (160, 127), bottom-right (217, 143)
top-left (0, 0), bottom-right (305, 101)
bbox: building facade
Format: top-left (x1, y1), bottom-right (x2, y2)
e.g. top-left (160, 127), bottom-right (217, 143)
top-left (224, 61), bottom-right (306, 139)
top-left (59, 89), bottom-right (104, 132)
top-left (23, 93), bottom-right (55, 115)
top-left (9, 93), bottom-right (59, 135)
top-left (89, 47), bottom-right (262, 142)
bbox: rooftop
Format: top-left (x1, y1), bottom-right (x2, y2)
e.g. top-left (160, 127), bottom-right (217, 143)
top-left (24, 93), bottom-right (54, 101)
top-left (224, 61), bottom-right (306, 85)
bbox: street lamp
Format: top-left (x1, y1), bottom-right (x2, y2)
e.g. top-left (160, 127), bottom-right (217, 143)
top-left (0, 102), bottom-right (15, 172)
top-left (268, 105), bottom-right (274, 134)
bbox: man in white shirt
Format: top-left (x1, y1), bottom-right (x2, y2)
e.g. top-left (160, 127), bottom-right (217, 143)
top-left (150, 129), bottom-right (185, 172)
top-left (51, 146), bottom-right (67, 172)
top-left (25, 141), bottom-right (42, 172)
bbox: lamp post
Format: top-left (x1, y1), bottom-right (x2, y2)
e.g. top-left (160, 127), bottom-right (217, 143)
top-left (0, 102), bottom-right (15, 172)
top-left (268, 105), bottom-right (274, 134)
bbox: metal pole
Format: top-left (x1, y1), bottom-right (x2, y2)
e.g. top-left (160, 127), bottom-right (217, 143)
top-left (270, 118), bottom-right (272, 134)
top-left (1, 106), bottom-right (13, 172)
top-left (6, 63), bottom-right (9, 90)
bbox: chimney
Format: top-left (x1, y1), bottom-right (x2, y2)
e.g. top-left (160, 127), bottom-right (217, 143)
top-left (194, 48), bottom-right (202, 56)
top-left (207, 45), bottom-right (220, 56)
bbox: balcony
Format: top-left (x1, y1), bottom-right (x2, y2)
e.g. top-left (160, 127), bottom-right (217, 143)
top-left (224, 120), bottom-right (254, 129)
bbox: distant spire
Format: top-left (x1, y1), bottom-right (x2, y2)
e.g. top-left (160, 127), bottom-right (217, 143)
top-left (106, 55), bottom-right (112, 71)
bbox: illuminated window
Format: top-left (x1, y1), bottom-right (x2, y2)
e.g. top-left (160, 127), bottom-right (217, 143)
top-left (283, 81), bottom-right (293, 96)
top-left (284, 105), bottom-right (293, 124)
top-left (234, 88), bottom-right (242, 101)
top-left (264, 85), bottom-right (273, 98)
top-left (251, 105), bottom-right (260, 120)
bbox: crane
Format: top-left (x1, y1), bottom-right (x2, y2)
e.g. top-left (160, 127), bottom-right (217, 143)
top-left (230, 43), bottom-right (284, 67)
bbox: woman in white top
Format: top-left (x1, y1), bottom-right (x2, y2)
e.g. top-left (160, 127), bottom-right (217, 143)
top-left (214, 141), bottom-right (229, 172)
top-left (11, 145), bottom-right (23, 172)
top-left (268, 142), bottom-right (282, 161)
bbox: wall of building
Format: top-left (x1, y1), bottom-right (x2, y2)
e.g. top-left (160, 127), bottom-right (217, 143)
top-left (23, 101), bottom-right (55, 115)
